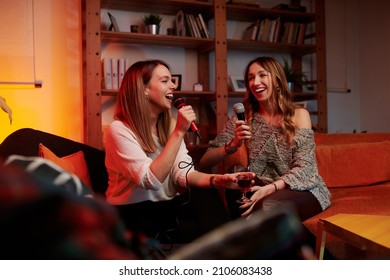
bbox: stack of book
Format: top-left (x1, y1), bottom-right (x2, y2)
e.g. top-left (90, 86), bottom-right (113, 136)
top-left (175, 10), bottom-right (210, 38)
top-left (242, 18), bottom-right (306, 45)
top-left (101, 57), bottom-right (131, 90)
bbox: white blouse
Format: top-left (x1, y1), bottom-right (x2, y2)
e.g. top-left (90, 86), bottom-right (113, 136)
top-left (104, 120), bottom-right (194, 205)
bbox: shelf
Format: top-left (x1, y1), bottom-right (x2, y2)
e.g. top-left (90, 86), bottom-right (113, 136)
top-left (226, 4), bottom-right (316, 23)
top-left (102, 89), bottom-right (215, 98)
top-left (101, 0), bottom-right (213, 17)
top-left (101, 31), bottom-right (214, 51)
top-left (83, 0), bottom-right (327, 149)
top-left (227, 39), bottom-right (316, 55)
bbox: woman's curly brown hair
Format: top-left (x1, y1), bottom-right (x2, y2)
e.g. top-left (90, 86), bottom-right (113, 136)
top-left (243, 56), bottom-right (297, 146)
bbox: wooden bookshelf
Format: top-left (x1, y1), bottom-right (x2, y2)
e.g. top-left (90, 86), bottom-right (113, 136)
top-left (82, 0), bottom-right (327, 149)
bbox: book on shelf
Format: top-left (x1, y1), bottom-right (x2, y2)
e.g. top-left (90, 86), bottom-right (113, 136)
top-left (259, 18), bottom-right (271, 42)
top-left (102, 57), bottom-right (131, 90)
top-left (268, 18), bottom-right (279, 43)
top-left (280, 22), bottom-right (292, 44)
top-left (272, 18), bottom-right (282, 43)
top-left (102, 57), bottom-right (112, 90)
top-left (184, 14), bottom-right (195, 37)
top-left (118, 58), bottom-right (125, 88)
top-left (296, 23), bottom-right (306, 44)
top-left (125, 58), bottom-right (130, 73)
top-left (111, 58), bottom-right (119, 90)
top-left (197, 13), bottom-right (210, 38)
top-left (243, 19), bottom-right (259, 41)
top-left (176, 10), bottom-right (210, 38)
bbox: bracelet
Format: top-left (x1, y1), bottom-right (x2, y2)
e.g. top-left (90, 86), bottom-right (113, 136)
top-left (224, 140), bottom-right (238, 155)
top-left (210, 175), bottom-right (216, 188)
top-left (273, 183), bottom-right (278, 192)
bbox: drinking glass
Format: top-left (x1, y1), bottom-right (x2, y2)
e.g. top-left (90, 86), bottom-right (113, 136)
top-left (233, 164), bottom-right (252, 204)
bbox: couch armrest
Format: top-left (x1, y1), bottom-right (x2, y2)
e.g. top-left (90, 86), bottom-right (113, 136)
top-left (0, 128), bottom-right (108, 195)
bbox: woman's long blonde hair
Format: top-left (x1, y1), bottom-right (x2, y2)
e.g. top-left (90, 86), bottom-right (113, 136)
top-left (243, 56), bottom-right (297, 145)
top-left (114, 59), bottom-right (171, 153)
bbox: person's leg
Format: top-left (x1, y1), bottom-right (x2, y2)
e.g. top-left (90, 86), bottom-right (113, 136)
top-left (115, 200), bottom-right (179, 239)
top-left (258, 189), bottom-right (322, 221)
top-left (176, 187), bottom-right (230, 243)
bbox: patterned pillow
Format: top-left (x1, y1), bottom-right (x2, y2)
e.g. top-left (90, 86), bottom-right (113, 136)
top-left (4, 155), bottom-right (93, 198)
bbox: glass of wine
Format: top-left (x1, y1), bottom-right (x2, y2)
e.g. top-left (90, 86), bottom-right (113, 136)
top-left (233, 164), bottom-right (252, 204)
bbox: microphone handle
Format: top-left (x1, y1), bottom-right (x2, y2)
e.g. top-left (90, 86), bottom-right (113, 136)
top-left (236, 113), bottom-right (245, 121)
top-left (194, 130), bottom-right (203, 142)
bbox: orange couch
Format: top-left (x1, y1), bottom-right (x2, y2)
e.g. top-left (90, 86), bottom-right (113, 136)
top-left (223, 132), bottom-right (390, 259)
top-left (303, 133), bottom-right (390, 259)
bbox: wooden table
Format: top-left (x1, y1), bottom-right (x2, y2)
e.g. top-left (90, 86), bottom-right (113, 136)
top-left (316, 214), bottom-right (390, 259)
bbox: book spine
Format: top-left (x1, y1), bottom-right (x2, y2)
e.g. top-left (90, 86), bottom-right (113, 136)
top-left (189, 14), bottom-right (201, 38)
top-left (125, 58), bottom-right (131, 71)
top-left (195, 15), bottom-right (206, 38)
top-left (118, 58), bottom-right (125, 88)
top-left (198, 13), bottom-right (210, 38)
top-left (111, 58), bottom-right (119, 90)
top-left (184, 14), bottom-right (194, 37)
top-left (102, 57), bottom-right (112, 90)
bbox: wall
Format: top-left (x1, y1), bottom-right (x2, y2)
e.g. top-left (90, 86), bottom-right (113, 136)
top-left (326, 0), bottom-right (390, 133)
top-left (358, 0), bottom-right (390, 132)
top-left (1, 0), bottom-right (389, 146)
top-left (0, 0), bottom-right (83, 143)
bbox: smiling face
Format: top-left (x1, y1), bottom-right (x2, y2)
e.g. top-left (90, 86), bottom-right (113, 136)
top-left (145, 64), bottom-right (177, 115)
top-left (247, 62), bottom-right (274, 103)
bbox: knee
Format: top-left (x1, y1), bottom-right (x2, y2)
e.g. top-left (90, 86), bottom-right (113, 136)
top-left (262, 199), bottom-right (283, 212)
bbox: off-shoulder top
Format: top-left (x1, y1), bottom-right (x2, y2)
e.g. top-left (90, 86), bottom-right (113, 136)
top-left (208, 113), bottom-right (331, 211)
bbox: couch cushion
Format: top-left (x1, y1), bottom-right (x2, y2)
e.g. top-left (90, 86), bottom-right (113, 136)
top-left (39, 143), bottom-right (93, 189)
top-left (303, 183), bottom-right (390, 235)
top-left (314, 133), bottom-right (390, 145)
top-left (316, 141), bottom-right (390, 188)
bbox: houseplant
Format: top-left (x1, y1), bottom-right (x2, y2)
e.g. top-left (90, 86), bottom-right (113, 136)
top-left (142, 13), bottom-right (163, 34)
top-left (282, 59), bottom-right (307, 91)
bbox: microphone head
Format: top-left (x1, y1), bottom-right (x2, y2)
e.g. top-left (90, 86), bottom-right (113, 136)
top-left (233, 103), bottom-right (245, 114)
top-left (173, 97), bottom-right (185, 109)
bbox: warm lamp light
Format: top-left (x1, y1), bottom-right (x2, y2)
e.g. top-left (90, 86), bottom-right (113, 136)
top-left (0, 81), bottom-right (43, 89)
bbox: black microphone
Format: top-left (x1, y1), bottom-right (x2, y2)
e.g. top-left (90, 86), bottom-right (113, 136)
top-left (233, 102), bottom-right (245, 121)
top-left (173, 97), bottom-right (203, 142)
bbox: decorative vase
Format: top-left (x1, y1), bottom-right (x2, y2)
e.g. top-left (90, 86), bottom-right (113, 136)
top-left (146, 24), bottom-right (160, 35)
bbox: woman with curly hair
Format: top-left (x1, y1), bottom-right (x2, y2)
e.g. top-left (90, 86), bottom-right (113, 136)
top-left (199, 56), bottom-right (330, 221)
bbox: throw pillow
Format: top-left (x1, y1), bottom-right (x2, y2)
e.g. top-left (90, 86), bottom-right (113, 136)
top-left (38, 143), bottom-right (93, 189)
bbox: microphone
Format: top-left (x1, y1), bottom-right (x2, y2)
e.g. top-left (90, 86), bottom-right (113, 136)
top-left (233, 102), bottom-right (245, 121)
top-left (173, 97), bottom-right (202, 142)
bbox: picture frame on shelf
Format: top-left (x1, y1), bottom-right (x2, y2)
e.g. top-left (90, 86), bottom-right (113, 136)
top-left (230, 76), bottom-right (246, 92)
top-left (108, 12), bottom-right (120, 32)
top-left (172, 74), bottom-right (182, 91)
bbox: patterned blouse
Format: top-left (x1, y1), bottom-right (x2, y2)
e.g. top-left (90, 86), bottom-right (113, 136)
top-left (208, 113), bottom-right (331, 211)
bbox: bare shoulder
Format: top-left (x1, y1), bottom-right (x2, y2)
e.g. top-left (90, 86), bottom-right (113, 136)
top-left (292, 107), bottom-right (312, 129)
